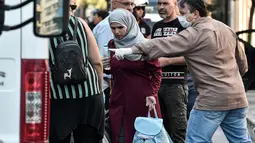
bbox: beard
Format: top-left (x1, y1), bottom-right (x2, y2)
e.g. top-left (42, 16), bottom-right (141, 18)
top-left (159, 13), bottom-right (168, 19)
top-left (158, 9), bottom-right (168, 19)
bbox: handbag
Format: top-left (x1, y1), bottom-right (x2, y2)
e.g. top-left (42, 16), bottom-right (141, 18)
top-left (133, 107), bottom-right (173, 143)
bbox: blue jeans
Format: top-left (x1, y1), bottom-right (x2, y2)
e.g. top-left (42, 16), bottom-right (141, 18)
top-left (186, 108), bottom-right (251, 143)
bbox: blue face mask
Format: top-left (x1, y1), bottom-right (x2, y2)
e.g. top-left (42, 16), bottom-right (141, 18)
top-left (178, 16), bottom-right (192, 28)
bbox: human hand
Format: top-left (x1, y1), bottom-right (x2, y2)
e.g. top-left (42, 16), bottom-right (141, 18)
top-left (108, 48), bottom-right (133, 60)
top-left (146, 96), bottom-right (156, 111)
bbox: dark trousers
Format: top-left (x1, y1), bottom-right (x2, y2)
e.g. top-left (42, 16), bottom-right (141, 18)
top-left (104, 87), bottom-right (111, 110)
top-left (158, 84), bottom-right (188, 143)
top-left (49, 124), bottom-right (101, 143)
top-left (187, 83), bottom-right (197, 119)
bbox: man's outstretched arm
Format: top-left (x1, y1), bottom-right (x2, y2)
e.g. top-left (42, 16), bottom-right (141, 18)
top-left (132, 29), bottom-right (193, 60)
top-left (159, 57), bottom-right (186, 67)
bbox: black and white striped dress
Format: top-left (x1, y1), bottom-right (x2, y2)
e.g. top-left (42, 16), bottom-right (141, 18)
top-left (48, 15), bottom-right (104, 140)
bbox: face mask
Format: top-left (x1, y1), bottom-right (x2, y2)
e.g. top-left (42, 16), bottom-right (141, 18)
top-left (184, 12), bottom-right (196, 23)
top-left (178, 16), bottom-right (192, 28)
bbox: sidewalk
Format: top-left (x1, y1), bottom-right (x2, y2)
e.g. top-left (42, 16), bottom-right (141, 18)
top-left (246, 90), bottom-right (255, 142)
top-left (247, 90), bottom-right (255, 123)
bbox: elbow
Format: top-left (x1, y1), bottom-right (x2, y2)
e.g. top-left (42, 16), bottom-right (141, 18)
top-left (240, 63), bottom-right (248, 76)
top-left (240, 69), bottom-right (248, 76)
top-left (241, 65), bottom-right (248, 76)
top-left (98, 61), bottom-right (103, 69)
top-left (92, 60), bottom-right (103, 70)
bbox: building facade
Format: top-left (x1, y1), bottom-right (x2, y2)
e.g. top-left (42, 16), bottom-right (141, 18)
top-left (209, 0), bottom-right (254, 46)
top-left (40, 0), bottom-right (63, 35)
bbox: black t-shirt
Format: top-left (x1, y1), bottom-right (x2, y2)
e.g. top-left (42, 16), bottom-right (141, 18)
top-left (139, 19), bottom-right (151, 38)
top-left (151, 18), bottom-right (187, 84)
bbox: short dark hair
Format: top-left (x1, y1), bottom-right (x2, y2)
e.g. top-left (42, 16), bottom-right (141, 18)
top-left (93, 10), bottom-right (109, 19)
top-left (179, 0), bottom-right (208, 17)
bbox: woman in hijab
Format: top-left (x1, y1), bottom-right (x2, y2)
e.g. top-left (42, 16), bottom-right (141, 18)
top-left (107, 9), bottom-right (162, 143)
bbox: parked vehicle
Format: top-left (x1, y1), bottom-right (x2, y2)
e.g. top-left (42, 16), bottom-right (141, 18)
top-left (0, 0), bottom-right (69, 142)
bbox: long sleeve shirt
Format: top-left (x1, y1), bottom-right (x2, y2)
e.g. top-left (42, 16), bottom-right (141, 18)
top-left (93, 16), bottom-right (113, 90)
top-left (131, 17), bottom-right (248, 110)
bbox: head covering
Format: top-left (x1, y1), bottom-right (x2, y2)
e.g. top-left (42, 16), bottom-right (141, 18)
top-left (134, 0), bottom-right (149, 7)
top-left (108, 8), bottom-right (145, 61)
top-left (185, 0), bottom-right (207, 17)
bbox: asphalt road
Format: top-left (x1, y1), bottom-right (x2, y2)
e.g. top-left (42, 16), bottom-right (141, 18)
top-left (246, 90), bottom-right (255, 142)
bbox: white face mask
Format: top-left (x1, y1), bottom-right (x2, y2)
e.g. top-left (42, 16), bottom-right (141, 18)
top-left (178, 16), bottom-right (192, 28)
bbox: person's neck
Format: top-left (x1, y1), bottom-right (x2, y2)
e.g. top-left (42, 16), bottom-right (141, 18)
top-left (163, 15), bottom-right (177, 23)
top-left (69, 11), bottom-right (74, 16)
top-left (137, 18), bottom-right (142, 23)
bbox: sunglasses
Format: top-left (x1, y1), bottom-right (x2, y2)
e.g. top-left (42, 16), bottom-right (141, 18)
top-left (70, 4), bottom-right (77, 10)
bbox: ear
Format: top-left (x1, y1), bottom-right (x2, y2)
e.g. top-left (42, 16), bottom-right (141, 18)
top-left (111, 1), bottom-right (118, 10)
top-left (194, 9), bottom-right (200, 19)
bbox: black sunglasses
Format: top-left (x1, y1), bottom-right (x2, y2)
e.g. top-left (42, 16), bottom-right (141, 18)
top-left (70, 4), bottom-right (77, 10)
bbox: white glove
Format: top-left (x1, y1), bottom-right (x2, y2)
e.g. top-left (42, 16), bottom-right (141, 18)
top-left (109, 48), bottom-right (133, 60)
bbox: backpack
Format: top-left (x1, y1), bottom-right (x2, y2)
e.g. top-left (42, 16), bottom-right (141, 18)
top-left (133, 108), bottom-right (173, 143)
top-left (51, 17), bottom-right (88, 85)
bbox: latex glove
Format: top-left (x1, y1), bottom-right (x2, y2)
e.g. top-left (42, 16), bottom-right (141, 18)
top-left (109, 48), bottom-right (133, 60)
top-left (146, 96), bottom-right (156, 111)
top-left (102, 57), bottom-right (110, 69)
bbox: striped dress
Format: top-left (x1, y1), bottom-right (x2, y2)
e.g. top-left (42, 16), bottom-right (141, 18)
top-left (49, 16), bottom-right (101, 99)
top-left (48, 16), bottom-right (105, 140)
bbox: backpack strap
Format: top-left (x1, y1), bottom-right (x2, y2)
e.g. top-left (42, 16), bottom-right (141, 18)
top-left (73, 17), bottom-right (78, 41)
top-left (57, 16), bottom-right (89, 68)
top-left (57, 16), bottom-right (78, 42)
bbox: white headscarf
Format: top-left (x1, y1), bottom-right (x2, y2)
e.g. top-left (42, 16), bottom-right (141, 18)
top-left (108, 8), bottom-right (145, 61)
